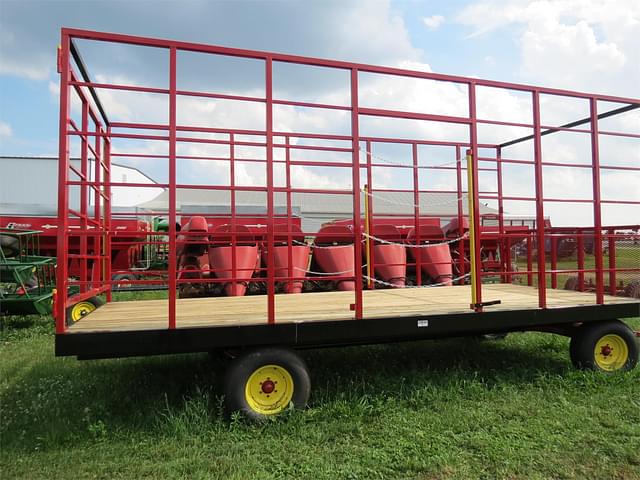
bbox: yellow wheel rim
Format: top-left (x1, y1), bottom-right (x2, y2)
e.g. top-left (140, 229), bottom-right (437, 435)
top-left (594, 334), bottom-right (629, 371)
top-left (244, 364), bottom-right (294, 415)
top-left (70, 301), bottom-right (96, 322)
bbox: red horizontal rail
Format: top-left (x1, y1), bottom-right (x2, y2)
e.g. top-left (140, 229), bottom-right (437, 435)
top-left (598, 130), bottom-right (640, 139)
top-left (63, 28), bottom-right (640, 104)
top-left (70, 80), bottom-right (168, 95)
top-left (600, 165), bottom-right (640, 172)
top-left (359, 106), bottom-right (471, 124)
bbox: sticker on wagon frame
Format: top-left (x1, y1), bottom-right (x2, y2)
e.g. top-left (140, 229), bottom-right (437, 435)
top-left (417, 320), bottom-right (429, 328)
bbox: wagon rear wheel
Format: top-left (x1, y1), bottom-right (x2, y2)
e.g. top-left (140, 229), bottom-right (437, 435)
top-left (569, 320), bottom-right (638, 372)
top-left (224, 348), bottom-right (310, 421)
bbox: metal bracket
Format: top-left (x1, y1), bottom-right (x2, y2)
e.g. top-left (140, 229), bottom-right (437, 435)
top-left (471, 299), bottom-right (502, 309)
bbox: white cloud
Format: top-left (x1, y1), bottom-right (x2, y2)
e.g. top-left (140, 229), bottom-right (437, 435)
top-left (332, 2), bottom-right (422, 64)
top-left (48, 81), bottom-right (59, 97)
top-left (520, 19), bottom-right (626, 88)
top-left (456, 0), bottom-right (639, 96)
top-left (0, 56), bottom-right (50, 80)
top-left (0, 1), bottom-right (421, 83)
top-left (0, 29), bottom-right (50, 80)
top-left (454, 0), bottom-right (639, 226)
top-left (0, 121), bottom-right (13, 137)
top-left (422, 15), bottom-right (445, 30)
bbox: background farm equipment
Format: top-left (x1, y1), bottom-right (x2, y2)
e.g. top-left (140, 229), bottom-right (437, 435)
top-left (559, 227), bottom-right (640, 298)
top-left (0, 228), bottom-right (57, 315)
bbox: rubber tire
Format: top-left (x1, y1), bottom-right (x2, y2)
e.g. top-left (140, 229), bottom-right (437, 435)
top-left (0, 234), bottom-right (19, 257)
top-left (224, 348), bottom-right (310, 421)
top-left (112, 273), bottom-right (137, 289)
top-left (481, 333), bottom-right (509, 341)
top-left (624, 279), bottom-right (640, 299)
top-left (569, 320), bottom-right (638, 372)
top-left (65, 296), bottom-right (105, 325)
top-left (564, 276), bottom-right (579, 291)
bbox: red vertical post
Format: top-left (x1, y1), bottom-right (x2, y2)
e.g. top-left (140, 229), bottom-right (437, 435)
top-left (455, 145), bottom-right (465, 283)
top-left (468, 83), bottom-right (482, 308)
top-left (93, 124), bottom-right (102, 295)
top-left (285, 135), bottom-right (294, 292)
top-left (56, 31), bottom-right (71, 334)
top-left (532, 90), bottom-right (547, 308)
top-left (608, 228), bottom-right (616, 296)
top-left (103, 129), bottom-right (112, 302)
top-left (527, 232), bottom-right (533, 286)
top-left (589, 97), bottom-right (605, 304)
top-left (365, 139), bottom-right (374, 289)
top-left (230, 133), bottom-right (237, 289)
top-left (93, 125), bottom-right (102, 292)
top-left (412, 142), bottom-right (422, 286)
top-left (350, 68), bottom-right (364, 319)
top-left (168, 47), bottom-right (177, 329)
top-left (79, 101), bottom-right (89, 293)
top-left (265, 57), bottom-right (276, 323)
top-left (496, 146), bottom-right (508, 283)
top-left (577, 232), bottom-right (585, 290)
top-left (550, 235), bottom-right (558, 289)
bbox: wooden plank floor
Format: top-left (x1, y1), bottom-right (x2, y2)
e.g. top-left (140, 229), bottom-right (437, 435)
top-left (67, 284), bottom-right (638, 333)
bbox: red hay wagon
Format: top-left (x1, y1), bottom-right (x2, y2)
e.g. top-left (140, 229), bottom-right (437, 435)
top-left (53, 28), bottom-right (639, 420)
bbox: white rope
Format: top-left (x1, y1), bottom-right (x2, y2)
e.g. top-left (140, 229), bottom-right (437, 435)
top-left (363, 272), bottom-right (471, 289)
top-left (292, 239), bottom-right (366, 248)
top-left (292, 264), bottom-right (367, 276)
top-left (359, 146), bottom-right (461, 169)
top-left (362, 231), bottom-right (468, 248)
top-left (362, 188), bottom-right (464, 209)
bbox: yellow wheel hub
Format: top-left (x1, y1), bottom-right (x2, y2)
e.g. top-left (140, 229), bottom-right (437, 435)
top-left (70, 301), bottom-right (96, 322)
top-left (594, 334), bottom-right (629, 371)
top-left (245, 364), bottom-right (294, 415)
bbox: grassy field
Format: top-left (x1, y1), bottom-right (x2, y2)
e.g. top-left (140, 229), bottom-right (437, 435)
top-left (1, 306), bottom-right (639, 479)
top-left (511, 245), bottom-right (640, 289)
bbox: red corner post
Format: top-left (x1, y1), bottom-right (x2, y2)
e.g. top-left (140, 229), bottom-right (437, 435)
top-left (168, 46), bottom-right (177, 329)
top-left (350, 68), bottom-right (364, 319)
top-left (467, 83), bottom-right (482, 310)
top-left (532, 90), bottom-right (547, 308)
top-left (265, 57), bottom-right (276, 324)
top-left (56, 31), bottom-right (71, 334)
top-left (589, 97), bottom-right (605, 304)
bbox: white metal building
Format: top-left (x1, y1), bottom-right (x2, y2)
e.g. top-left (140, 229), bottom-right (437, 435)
top-left (137, 188), bottom-right (507, 232)
top-left (0, 156), bottom-right (164, 216)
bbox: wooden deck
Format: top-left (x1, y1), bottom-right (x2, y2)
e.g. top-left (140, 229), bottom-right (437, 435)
top-left (67, 284), bottom-right (638, 334)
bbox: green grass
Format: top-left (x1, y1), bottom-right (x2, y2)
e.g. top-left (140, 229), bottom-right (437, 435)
top-left (111, 289), bottom-right (169, 302)
top-left (1, 312), bottom-right (639, 479)
top-left (512, 245), bottom-right (640, 289)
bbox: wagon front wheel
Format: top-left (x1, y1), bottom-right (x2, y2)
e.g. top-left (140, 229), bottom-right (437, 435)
top-left (66, 296), bottom-right (104, 325)
top-left (570, 320), bottom-right (638, 372)
top-left (224, 348), bottom-right (310, 421)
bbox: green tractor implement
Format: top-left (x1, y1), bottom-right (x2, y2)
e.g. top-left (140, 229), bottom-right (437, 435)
top-left (0, 228), bottom-right (57, 315)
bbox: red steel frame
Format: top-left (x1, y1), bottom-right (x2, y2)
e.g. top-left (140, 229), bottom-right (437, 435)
top-left (55, 28), bottom-right (640, 334)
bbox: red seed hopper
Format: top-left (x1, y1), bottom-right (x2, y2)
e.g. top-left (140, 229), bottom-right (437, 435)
top-left (370, 224), bottom-right (406, 287)
top-left (269, 224), bottom-right (310, 294)
top-left (177, 216), bottom-right (210, 289)
top-left (209, 224), bottom-right (259, 296)
top-left (406, 224), bottom-right (453, 286)
top-left (314, 224), bottom-right (355, 291)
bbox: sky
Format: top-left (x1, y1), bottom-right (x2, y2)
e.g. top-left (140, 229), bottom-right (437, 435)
top-left (0, 0), bottom-right (638, 226)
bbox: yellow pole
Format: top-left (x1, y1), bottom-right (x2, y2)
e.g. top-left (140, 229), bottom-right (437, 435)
top-left (364, 185), bottom-right (372, 288)
top-left (466, 152), bottom-right (478, 308)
